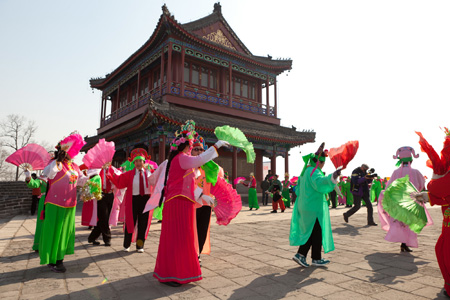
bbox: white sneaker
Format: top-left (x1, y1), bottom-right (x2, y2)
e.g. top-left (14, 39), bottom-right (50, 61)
top-left (123, 247), bottom-right (130, 252)
top-left (137, 248), bottom-right (144, 253)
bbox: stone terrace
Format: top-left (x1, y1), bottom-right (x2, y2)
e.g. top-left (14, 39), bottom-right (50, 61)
top-left (0, 204), bottom-right (448, 300)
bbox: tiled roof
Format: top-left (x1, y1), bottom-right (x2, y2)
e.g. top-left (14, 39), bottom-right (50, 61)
top-left (82, 101), bottom-right (315, 152)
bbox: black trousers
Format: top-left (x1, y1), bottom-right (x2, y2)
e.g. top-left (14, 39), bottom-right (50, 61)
top-left (31, 195), bottom-right (39, 215)
top-left (123, 195), bottom-right (150, 249)
top-left (343, 192), bottom-right (374, 224)
top-left (196, 205), bottom-right (212, 254)
top-left (88, 193), bottom-right (114, 244)
top-left (262, 191), bottom-right (269, 205)
top-left (329, 190), bottom-right (337, 208)
top-left (298, 218), bottom-right (322, 260)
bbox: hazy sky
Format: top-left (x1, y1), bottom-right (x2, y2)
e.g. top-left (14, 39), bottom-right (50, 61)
top-left (1, 0), bottom-right (449, 181)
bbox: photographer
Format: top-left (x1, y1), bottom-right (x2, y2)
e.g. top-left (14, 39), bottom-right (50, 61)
top-left (343, 164), bottom-right (377, 226)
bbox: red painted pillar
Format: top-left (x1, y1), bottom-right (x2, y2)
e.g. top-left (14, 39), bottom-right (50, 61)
top-left (167, 42), bottom-right (172, 91)
top-left (285, 150), bottom-right (289, 175)
top-left (271, 145), bottom-right (277, 175)
top-left (100, 96), bottom-right (104, 126)
top-left (255, 150), bottom-right (263, 192)
top-left (274, 78), bottom-right (277, 118)
top-left (158, 134), bottom-right (166, 163)
top-left (232, 147), bottom-right (237, 186)
top-left (228, 64), bottom-right (233, 108)
top-left (116, 85), bottom-right (120, 111)
top-left (137, 69), bottom-right (141, 101)
top-left (148, 141), bottom-right (153, 160)
top-left (266, 78), bottom-right (270, 116)
top-left (159, 50), bottom-right (165, 96)
top-left (181, 46), bottom-right (185, 97)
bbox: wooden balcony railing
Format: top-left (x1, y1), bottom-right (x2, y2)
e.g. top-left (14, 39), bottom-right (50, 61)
top-left (101, 82), bottom-right (275, 127)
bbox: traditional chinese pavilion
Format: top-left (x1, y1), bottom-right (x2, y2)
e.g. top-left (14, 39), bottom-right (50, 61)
top-left (84, 3), bottom-right (315, 185)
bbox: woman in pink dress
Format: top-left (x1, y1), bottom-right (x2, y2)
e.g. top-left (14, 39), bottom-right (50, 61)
top-left (378, 146), bottom-right (433, 252)
top-left (153, 121), bottom-right (229, 287)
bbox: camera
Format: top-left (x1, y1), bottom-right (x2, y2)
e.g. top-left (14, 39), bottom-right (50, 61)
top-left (366, 168), bottom-right (377, 178)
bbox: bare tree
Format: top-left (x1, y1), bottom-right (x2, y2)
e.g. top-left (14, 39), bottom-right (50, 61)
top-left (0, 114), bottom-right (37, 181)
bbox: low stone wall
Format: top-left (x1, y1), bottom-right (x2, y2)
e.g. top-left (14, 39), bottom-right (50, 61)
top-left (0, 181), bottom-right (32, 218)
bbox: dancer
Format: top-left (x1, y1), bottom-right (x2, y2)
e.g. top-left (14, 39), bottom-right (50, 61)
top-left (244, 172), bottom-right (259, 210)
top-left (39, 132), bottom-right (87, 273)
top-left (370, 176), bottom-right (382, 203)
top-left (281, 173), bottom-right (291, 208)
top-left (337, 176), bottom-right (347, 206)
top-left (343, 164), bottom-right (377, 226)
top-left (192, 134), bottom-right (215, 259)
top-left (343, 177), bottom-right (353, 207)
top-left (411, 129), bottom-right (450, 298)
top-left (268, 174), bottom-right (285, 213)
top-left (24, 172), bottom-right (47, 252)
top-left (153, 120), bottom-right (229, 287)
top-left (108, 148), bottom-right (153, 253)
top-left (290, 143), bottom-right (340, 267)
top-left (86, 166), bottom-right (115, 246)
top-left (378, 146), bottom-right (432, 252)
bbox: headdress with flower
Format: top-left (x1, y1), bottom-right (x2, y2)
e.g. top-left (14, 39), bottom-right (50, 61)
top-left (300, 142), bottom-right (328, 177)
top-left (170, 120), bottom-right (196, 152)
top-left (192, 132), bottom-right (208, 150)
top-left (56, 131), bottom-right (86, 159)
top-left (129, 148), bottom-right (149, 164)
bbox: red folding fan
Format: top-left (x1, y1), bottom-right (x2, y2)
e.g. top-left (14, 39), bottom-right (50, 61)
top-left (328, 141), bottom-right (359, 170)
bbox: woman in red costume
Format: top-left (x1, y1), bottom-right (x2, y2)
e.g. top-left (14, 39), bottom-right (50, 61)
top-left (411, 129), bottom-right (450, 298)
top-left (153, 120), bottom-right (229, 287)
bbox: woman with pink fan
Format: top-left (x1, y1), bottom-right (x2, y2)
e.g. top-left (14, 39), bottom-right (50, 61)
top-left (153, 120), bottom-right (230, 287)
top-left (82, 139), bottom-right (116, 246)
top-left (38, 132), bottom-right (88, 273)
top-left (106, 148), bottom-right (154, 253)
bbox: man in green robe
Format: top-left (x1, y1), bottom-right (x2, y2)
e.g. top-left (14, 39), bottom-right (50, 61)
top-left (290, 143), bottom-right (340, 267)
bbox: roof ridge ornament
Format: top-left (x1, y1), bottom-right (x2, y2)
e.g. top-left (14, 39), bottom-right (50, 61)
top-left (162, 4), bottom-right (170, 16)
top-left (213, 2), bottom-right (221, 14)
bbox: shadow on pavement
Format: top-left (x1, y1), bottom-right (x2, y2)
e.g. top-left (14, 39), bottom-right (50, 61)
top-left (0, 250), bottom-right (125, 286)
top-left (365, 252), bottom-right (429, 283)
top-left (228, 268), bottom-right (323, 300)
top-left (332, 223), bottom-right (361, 236)
top-left (44, 273), bottom-right (194, 300)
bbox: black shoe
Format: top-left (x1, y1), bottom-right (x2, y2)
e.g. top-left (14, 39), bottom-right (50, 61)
top-left (34, 250), bottom-right (39, 253)
top-left (104, 242), bottom-right (111, 247)
top-left (400, 243), bottom-right (413, 252)
top-left (162, 281), bottom-right (182, 287)
top-left (343, 214), bottom-right (348, 223)
top-left (249, 208), bottom-right (253, 210)
top-left (48, 263), bottom-right (66, 273)
top-left (89, 240), bottom-right (100, 245)
top-left (368, 222), bottom-right (378, 226)
top-left (281, 210), bottom-right (285, 213)
top-left (270, 210), bottom-right (277, 213)
top-left (157, 220), bottom-right (162, 223)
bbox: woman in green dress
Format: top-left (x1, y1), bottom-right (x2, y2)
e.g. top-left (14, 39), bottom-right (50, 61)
top-left (281, 173), bottom-right (291, 208)
top-left (24, 172), bottom-right (47, 252)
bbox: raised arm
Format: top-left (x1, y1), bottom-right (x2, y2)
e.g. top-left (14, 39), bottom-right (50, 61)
top-left (179, 147), bottom-right (219, 170)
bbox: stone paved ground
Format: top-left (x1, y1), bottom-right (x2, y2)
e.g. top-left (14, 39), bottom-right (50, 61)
top-left (0, 203), bottom-right (448, 300)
